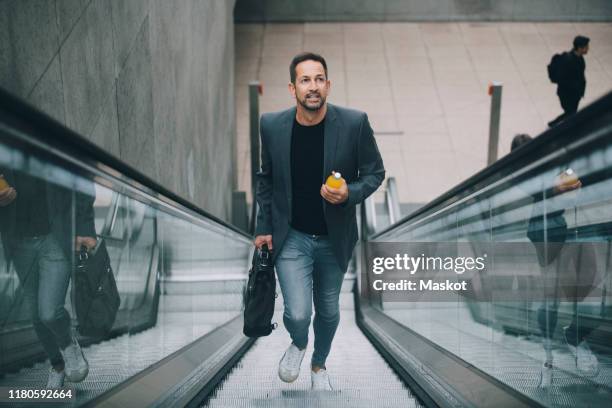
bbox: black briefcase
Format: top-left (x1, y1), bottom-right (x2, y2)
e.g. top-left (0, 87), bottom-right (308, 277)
top-left (74, 240), bottom-right (120, 338)
top-left (243, 244), bottom-right (277, 337)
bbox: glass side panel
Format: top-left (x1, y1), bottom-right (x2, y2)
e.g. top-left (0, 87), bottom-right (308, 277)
top-left (370, 127), bottom-right (612, 406)
top-left (0, 126), bottom-right (250, 404)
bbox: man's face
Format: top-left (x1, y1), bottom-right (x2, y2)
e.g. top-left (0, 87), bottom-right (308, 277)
top-left (577, 44), bottom-right (589, 56)
top-left (289, 60), bottom-right (330, 112)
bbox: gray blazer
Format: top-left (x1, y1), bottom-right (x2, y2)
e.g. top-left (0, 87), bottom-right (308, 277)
top-left (255, 103), bottom-right (385, 272)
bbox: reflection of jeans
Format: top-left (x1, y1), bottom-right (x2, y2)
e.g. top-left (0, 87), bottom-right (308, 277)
top-left (11, 234), bottom-right (72, 366)
top-left (537, 300), bottom-right (598, 346)
top-left (275, 228), bottom-right (345, 367)
top-left (537, 243), bottom-right (601, 346)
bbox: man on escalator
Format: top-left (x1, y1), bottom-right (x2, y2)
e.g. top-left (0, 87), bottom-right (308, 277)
top-left (0, 169), bottom-right (96, 389)
top-left (253, 52), bottom-right (385, 390)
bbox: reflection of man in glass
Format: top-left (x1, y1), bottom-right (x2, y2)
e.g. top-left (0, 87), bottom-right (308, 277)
top-left (511, 135), bottom-right (601, 388)
top-left (0, 170), bottom-right (96, 389)
top-left (525, 168), bottom-right (600, 387)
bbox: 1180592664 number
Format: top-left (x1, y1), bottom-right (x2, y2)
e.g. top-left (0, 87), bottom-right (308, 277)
top-left (3, 388), bottom-right (73, 401)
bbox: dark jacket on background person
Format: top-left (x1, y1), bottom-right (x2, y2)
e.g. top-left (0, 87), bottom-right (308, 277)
top-left (557, 51), bottom-right (586, 99)
top-left (255, 103), bottom-right (385, 272)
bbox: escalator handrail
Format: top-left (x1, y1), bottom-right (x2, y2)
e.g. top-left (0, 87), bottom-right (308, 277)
top-left (0, 87), bottom-right (251, 240)
top-left (385, 176), bottom-right (401, 224)
top-left (371, 90), bottom-right (612, 239)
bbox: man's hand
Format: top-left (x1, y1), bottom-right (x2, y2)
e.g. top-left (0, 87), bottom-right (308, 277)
top-left (0, 187), bottom-right (17, 207)
top-left (254, 235), bottom-right (273, 251)
top-left (320, 182), bottom-right (348, 205)
top-left (75, 236), bottom-right (97, 251)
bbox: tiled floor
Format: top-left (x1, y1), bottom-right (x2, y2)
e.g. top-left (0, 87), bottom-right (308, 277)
top-left (234, 22), bottom-right (612, 206)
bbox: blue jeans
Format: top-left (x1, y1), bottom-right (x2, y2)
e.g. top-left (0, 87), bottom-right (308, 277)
top-left (275, 228), bottom-right (345, 367)
top-left (11, 234), bottom-right (72, 366)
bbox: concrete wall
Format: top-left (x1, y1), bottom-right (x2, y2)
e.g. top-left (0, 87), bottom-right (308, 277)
top-left (234, 0), bottom-right (612, 22)
top-left (0, 0), bottom-right (236, 222)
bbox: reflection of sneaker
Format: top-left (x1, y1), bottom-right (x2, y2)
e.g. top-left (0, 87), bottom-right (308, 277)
top-left (61, 337), bottom-right (89, 382)
top-left (311, 368), bottom-right (333, 391)
top-left (563, 327), bottom-right (599, 377)
top-left (46, 368), bottom-right (65, 389)
top-left (278, 343), bottom-right (306, 383)
top-left (538, 362), bottom-right (553, 388)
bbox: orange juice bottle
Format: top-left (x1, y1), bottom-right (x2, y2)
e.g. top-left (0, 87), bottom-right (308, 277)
top-left (559, 168), bottom-right (579, 189)
top-left (325, 172), bottom-right (343, 189)
top-left (0, 175), bottom-right (8, 192)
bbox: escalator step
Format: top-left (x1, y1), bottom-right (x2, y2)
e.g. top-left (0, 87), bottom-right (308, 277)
top-left (204, 294), bottom-right (423, 407)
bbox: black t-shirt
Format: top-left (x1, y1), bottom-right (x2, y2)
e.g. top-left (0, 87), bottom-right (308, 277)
top-left (290, 118), bottom-right (328, 235)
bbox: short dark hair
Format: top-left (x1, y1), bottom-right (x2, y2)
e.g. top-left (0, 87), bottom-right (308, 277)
top-left (511, 134), bottom-right (533, 152)
top-left (289, 52), bottom-right (328, 84)
top-left (573, 35), bottom-right (590, 50)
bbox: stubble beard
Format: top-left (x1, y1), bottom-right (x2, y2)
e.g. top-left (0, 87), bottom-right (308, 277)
top-left (298, 92), bottom-right (326, 112)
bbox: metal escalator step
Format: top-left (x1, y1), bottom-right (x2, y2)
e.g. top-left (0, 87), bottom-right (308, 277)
top-left (207, 397), bottom-right (422, 408)
top-left (204, 293), bottom-right (423, 407)
top-left (0, 309), bottom-right (235, 405)
top-left (160, 292), bottom-right (244, 312)
top-left (209, 389), bottom-right (421, 398)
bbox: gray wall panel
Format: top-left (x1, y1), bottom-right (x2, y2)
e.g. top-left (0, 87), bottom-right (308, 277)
top-left (234, 0), bottom-right (265, 22)
top-left (503, 0), bottom-right (578, 20)
top-left (0, 0), bottom-right (58, 96)
top-left (578, 0), bottom-right (612, 18)
top-left (1, 0), bottom-right (238, 223)
top-left (110, 0), bottom-right (151, 73)
top-left (55, 0), bottom-right (89, 43)
top-left (385, 0), bottom-right (453, 20)
top-left (60, 0), bottom-right (114, 137)
top-left (90, 90), bottom-right (121, 157)
top-left (328, 0), bottom-right (384, 18)
top-left (234, 0), bottom-right (612, 21)
top-left (267, 0), bottom-right (326, 21)
top-left (29, 55), bottom-right (65, 124)
top-left (149, 0), bottom-right (181, 198)
top-left (116, 17), bottom-right (155, 178)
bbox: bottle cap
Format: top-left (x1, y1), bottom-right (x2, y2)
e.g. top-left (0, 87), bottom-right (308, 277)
top-left (333, 172), bottom-right (341, 179)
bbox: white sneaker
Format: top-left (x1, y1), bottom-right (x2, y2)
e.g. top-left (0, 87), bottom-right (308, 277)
top-left (61, 336), bottom-right (89, 382)
top-left (46, 368), bottom-right (65, 389)
top-left (538, 362), bottom-right (553, 388)
top-left (563, 328), bottom-right (599, 376)
top-left (278, 343), bottom-right (306, 383)
top-left (311, 368), bottom-right (332, 391)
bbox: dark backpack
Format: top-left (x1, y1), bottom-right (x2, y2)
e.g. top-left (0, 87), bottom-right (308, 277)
top-left (74, 241), bottom-right (120, 338)
top-left (243, 244), bottom-right (277, 337)
top-left (547, 52), bottom-right (566, 84)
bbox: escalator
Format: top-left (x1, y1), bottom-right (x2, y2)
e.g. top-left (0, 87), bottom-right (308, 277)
top-left (0, 87), bottom-right (424, 408)
top-left (1, 85), bottom-right (612, 408)
top-left (0, 88), bottom-right (254, 406)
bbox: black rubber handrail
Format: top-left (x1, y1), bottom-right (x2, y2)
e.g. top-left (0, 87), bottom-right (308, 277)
top-left (0, 87), bottom-right (251, 239)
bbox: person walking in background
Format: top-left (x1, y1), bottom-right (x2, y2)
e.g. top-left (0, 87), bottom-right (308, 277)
top-left (253, 52), bottom-right (385, 390)
top-left (547, 35), bottom-right (590, 127)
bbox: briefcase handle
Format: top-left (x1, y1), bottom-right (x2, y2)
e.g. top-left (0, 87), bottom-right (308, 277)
top-left (259, 244), bottom-right (272, 267)
top-left (76, 238), bottom-right (104, 267)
